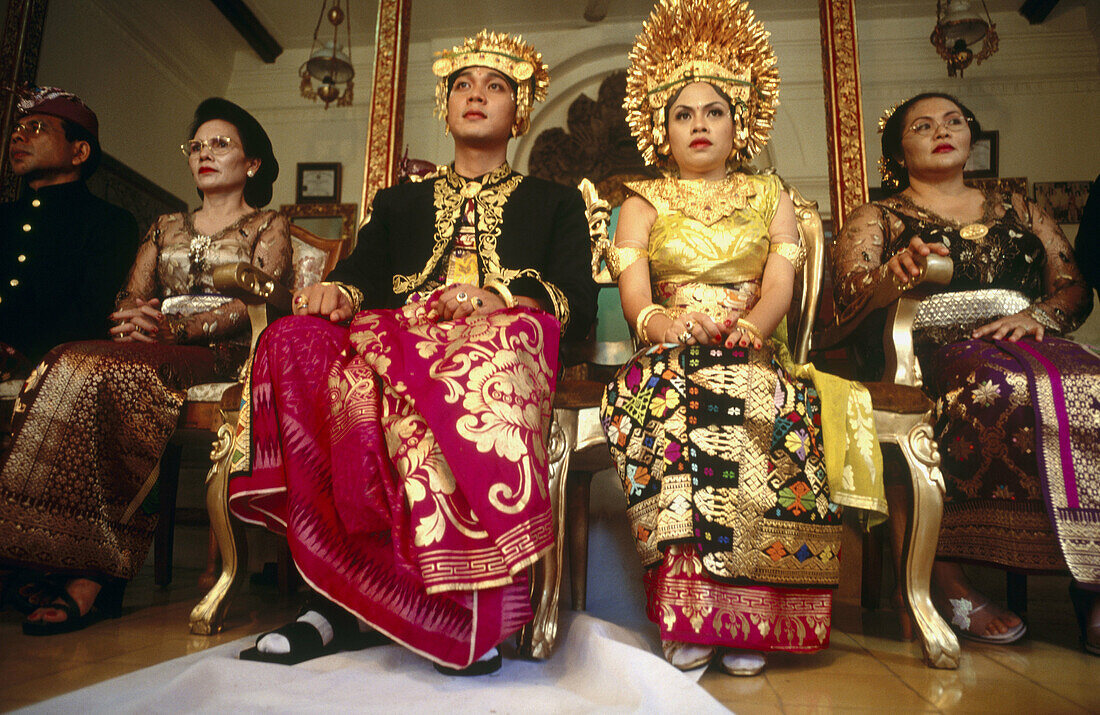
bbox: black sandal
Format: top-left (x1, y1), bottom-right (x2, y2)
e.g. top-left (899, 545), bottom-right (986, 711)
top-left (239, 598), bottom-right (391, 665)
top-left (21, 578), bottom-right (125, 636)
top-left (432, 650), bottom-right (503, 676)
top-left (3, 573), bottom-right (63, 615)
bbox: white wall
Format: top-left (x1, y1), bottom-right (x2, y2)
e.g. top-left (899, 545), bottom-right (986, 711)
top-left (35, 0), bottom-right (241, 203)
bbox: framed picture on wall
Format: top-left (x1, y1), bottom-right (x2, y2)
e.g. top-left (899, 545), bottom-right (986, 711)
top-left (296, 162), bottom-right (342, 203)
top-left (963, 131), bottom-right (998, 179)
top-left (1034, 181), bottom-right (1091, 224)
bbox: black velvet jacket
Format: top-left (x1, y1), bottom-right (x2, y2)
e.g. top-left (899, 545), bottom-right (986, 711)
top-left (328, 164), bottom-right (597, 341)
top-left (0, 181), bottom-right (139, 362)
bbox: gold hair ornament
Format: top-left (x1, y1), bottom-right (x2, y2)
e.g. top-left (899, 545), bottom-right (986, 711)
top-left (623, 0), bottom-right (779, 166)
top-left (432, 30), bottom-right (550, 138)
top-left (878, 102), bottom-right (904, 189)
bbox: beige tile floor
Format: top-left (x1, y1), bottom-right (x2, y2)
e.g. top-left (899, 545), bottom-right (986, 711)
top-left (1, 559), bottom-right (1096, 713)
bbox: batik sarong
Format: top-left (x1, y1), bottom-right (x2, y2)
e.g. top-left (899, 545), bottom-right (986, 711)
top-left (929, 336), bottom-right (1100, 588)
top-left (0, 340), bottom-right (219, 580)
top-left (228, 297), bottom-right (560, 668)
top-left (601, 343), bottom-right (842, 653)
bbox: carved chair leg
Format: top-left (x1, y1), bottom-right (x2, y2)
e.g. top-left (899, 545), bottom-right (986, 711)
top-left (189, 423), bottom-right (247, 635)
top-left (154, 442), bottom-right (183, 587)
top-left (566, 470), bottom-right (593, 611)
top-left (1006, 572), bottom-right (1028, 617)
top-left (861, 525), bottom-right (884, 610)
top-left (878, 410), bottom-right (960, 669)
top-left (517, 408), bottom-right (577, 659)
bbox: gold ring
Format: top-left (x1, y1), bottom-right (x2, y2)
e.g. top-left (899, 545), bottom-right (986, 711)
top-left (679, 330), bottom-right (692, 343)
top-left (293, 295), bottom-right (308, 309)
top-left (684, 319), bottom-right (694, 330)
top-left (472, 296), bottom-right (484, 308)
top-left (456, 291), bottom-right (468, 302)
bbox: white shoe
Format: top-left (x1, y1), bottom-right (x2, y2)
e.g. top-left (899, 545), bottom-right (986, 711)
top-left (719, 649), bottom-right (765, 676)
top-left (661, 640), bottom-right (715, 670)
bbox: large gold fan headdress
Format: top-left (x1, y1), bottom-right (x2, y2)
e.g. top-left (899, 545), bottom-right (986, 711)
top-left (432, 30), bottom-right (550, 137)
top-left (624, 0), bottom-right (779, 165)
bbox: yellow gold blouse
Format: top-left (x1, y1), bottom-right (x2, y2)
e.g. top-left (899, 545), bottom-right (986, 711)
top-left (626, 173), bottom-right (781, 291)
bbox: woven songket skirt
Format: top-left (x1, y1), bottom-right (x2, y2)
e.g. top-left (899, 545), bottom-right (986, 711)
top-left (602, 343), bottom-right (843, 653)
top-left (928, 337), bottom-right (1100, 588)
top-left (0, 341), bottom-right (220, 580)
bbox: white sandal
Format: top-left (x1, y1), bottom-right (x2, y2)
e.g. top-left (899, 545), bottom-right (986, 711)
top-left (942, 596), bottom-right (1026, 644)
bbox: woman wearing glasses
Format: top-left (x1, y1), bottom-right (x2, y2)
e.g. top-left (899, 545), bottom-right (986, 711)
top-left (0, 98), bottom-right (289, 635)
top-left (832, 92), bottom-right (1098, 654)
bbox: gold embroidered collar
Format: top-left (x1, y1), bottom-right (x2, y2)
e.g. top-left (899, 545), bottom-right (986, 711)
top-left (634, 174), bottom-right (757, 226)
top-left (442, 161), bottom-right (515, 198)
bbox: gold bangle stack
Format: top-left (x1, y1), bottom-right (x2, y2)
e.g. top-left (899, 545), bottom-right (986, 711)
top-left (736, 317), bottom-right (764, 343)
top-left (321, 281), bottom-right (364, 314)
top-left (635, 304), bottom-right (667, 342)
top-left (482, 278), bottom-right (517, 308)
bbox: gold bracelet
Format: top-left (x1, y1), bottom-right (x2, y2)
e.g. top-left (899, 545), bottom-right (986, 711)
top-left (736, 317), bottom-right (764, 342)
top-left (634, 304), bottom-right (666, 342)
top-left (482, 278), bottom-right (516, 308)
top-left (320, 281), bottom-right (364, 314)
top-left (606, 245), bottom-right (648, 280)
top-left (166, 315), bottom-right (189, 344)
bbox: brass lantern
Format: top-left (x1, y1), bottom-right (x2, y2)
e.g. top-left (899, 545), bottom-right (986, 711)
top-left (930, 0), bottom-right (999, 77)
top-left (300, 1), bottom-right (355, 108)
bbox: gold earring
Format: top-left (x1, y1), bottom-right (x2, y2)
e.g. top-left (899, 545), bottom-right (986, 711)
top-left (247, 169), bottom-right (255, 177)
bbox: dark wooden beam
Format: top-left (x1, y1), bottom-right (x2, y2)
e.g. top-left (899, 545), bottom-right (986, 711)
top-left (1019, 0), bottom-right (1060, 25)
top-left (209, 0), bottom-right (282, 63)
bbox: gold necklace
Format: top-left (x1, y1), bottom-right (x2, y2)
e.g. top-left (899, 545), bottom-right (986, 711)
top-left (893, 191), bottom-right (993, 245)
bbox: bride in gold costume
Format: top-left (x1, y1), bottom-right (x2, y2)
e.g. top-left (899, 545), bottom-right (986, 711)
top-left (600, 0), bottom-right (886, 676)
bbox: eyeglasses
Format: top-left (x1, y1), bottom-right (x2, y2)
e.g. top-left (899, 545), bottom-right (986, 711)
top-left (905, 115), bottom-right (970, 138)
top-left (180, 136), bottom-right (236, 157)
top-left (11, 119), bottom-right (52, 137)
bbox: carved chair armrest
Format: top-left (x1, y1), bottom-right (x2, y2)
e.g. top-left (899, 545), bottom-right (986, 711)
top-left (213, 263), bottom-right (293, 359)
top-left (816, 253), bottom-right (954, 359)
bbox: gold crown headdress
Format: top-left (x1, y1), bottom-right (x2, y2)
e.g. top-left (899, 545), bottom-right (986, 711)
top-left (624, 0), bottom-right (779, 166)
top-left (877, 102), bottom-right (904, 188)
top-left (432, 30), bottom-right (550, 137)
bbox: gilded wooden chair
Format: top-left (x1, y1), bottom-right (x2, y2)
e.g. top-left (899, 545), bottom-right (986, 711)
top-left (182, 223), bottom-right (348, 633)
top-left (520, 177), bottom-right (961, 669)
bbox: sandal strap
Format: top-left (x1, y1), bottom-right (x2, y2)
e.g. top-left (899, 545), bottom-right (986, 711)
top-left (32, 589), bottom-right (81, 620)
top-left (259, 620), bottom-right (325, 657)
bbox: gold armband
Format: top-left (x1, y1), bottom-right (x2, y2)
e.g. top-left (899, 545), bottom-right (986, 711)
top-left (736, 317), bottom-right (764, 343)
top-left (606, 245), bottom-right (648, 281)
top-left (768, 241), bottom-right (806, 271)
top-left (482, 278), bottom-right (516, 308)
top-left (320, 281), bottom-right (364, 314)
top-left (635, 304), bottom-right (667, 342)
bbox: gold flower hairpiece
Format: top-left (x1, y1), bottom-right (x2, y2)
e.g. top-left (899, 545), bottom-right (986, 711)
top-left (623, 0), bottom-right (779, 166)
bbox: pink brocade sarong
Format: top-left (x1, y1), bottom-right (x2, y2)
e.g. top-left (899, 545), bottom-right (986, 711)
top-left (644, 545), bottom-right (832, 653)
top-left (228, 300), bottom-right (560, 668)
